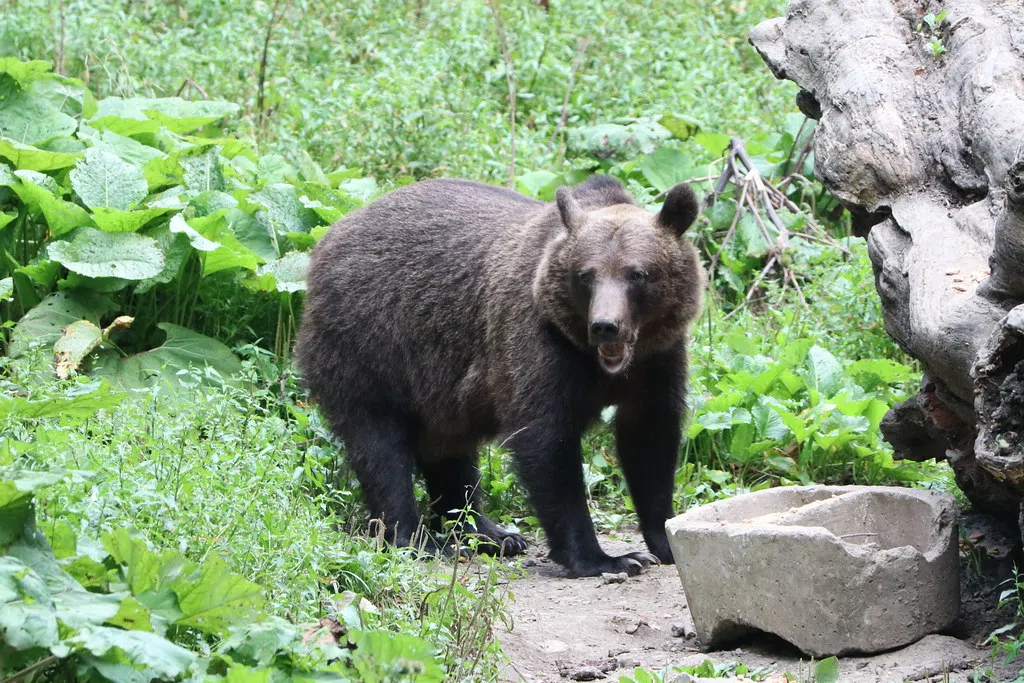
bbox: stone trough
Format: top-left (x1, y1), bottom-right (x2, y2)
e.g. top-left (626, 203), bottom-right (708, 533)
top-left (665, 486), bottom-right (959, 657)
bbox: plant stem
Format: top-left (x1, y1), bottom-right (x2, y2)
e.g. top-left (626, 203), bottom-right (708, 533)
top-left (485, 0), bottom-right (516, 188)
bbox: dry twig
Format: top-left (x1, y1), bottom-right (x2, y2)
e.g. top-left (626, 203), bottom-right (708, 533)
top-left (705, 136), bottom-right (848, 315)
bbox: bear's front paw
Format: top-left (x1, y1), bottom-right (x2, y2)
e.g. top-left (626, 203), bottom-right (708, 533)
top-left (475, 531), bottom-right (529, 557)
top-left (564, 550), bottom-right (660, 578)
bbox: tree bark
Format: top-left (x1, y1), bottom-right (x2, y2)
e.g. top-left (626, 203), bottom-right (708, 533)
top-left (750, 0), bottom-right (1024, 516)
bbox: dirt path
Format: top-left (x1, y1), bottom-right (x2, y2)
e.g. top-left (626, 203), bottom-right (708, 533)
top-left (496, 532), bottom-right (1015, 683)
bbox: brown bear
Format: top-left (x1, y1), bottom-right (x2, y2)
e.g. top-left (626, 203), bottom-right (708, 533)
top-left (295, 175), bottom-right (704, 577)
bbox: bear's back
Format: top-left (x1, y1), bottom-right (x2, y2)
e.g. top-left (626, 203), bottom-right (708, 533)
top-left (297, 180), bottom-right (545, 434)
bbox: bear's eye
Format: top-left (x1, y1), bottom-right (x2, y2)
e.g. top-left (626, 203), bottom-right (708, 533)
top-left (578, 270), bottom-right (596, 285)
top-left (629, 268), bottom-right (649, 283)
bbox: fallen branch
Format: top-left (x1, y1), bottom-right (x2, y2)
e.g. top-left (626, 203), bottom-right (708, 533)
top-left (704, 135), bottom-right (849, 312)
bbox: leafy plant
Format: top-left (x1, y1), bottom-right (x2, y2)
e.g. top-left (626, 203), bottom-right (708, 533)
top-left (0, 58), bottom-right (364, 383)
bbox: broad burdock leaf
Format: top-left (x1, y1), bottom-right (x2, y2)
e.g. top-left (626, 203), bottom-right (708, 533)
top-left (0, 162), bottom-right (14, 185)
top-left (13, 168), bottom-right (58, 193)
top-left (12, 177), bottom-right (95, 236)
top-left (516, 170), bottom-right (559, 199)
top-left (0, 277), bottom-right (12, 301)
top-left (297, 182), bottom-right (361, 223)
top-left (91, 206), bottom-right (170, 233)
top-left (805, 345), bottom-right (844, 398)
top-left (180, 146), bottom-right (225, 193)
top-left (9, 290), bottom-right (111, 357)
top-left (659, 112), bottom-right (702, 141)
top-left (70, 148), bottom-right (148, 211)
top-left (78, 126), bottom-right (165, 168)
top-left (172, 555), bottom-right (265, 636)
top-left (187, 212), bottom-right (262, 274)
top-left (0, 380), bottom-right (125, 418)
top-left (641, 146), bottom-right (693, 193)
top-left (169, 214), bottom-right (220, 251)
top-left (0, 137), bottom-right (81, 171)
top-left (0, 58), bottom-right (55, 85)
top-left (256, 251), bottom-right (310, 293)
top-left (92, 323), bottom-right (243, 390)
top-left (53, 320), bottom-right (103, 379)
top-left (90, 96), bottom-right (240, 135)
top-left (252, 183), bottom-right (319, 235)
top-left (0, 556), bottom-right (60, 651)
top-left (72, 626), bottom-right (198, 679)
top-left (0, 72), bottom-right (78, 145)
top-left (47, 228), bottom-right (165, 280)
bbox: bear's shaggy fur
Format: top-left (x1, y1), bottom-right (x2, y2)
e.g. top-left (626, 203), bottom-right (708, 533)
top-left (295, 175), bottom-right (704, 577)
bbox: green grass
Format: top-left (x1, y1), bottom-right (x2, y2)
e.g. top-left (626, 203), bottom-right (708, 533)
top-left (0, 0), bottom-right (798, 181)
top-left (0, 0), bottom-right (964, 680)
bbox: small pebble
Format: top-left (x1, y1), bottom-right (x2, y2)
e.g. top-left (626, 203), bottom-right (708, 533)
top-left (617, 656), bottom-right (641, 669)
top-left (523, 558), bottom-right (538, 567)
top-left (601, 572), bottom-right (628, 584)
top-left (566, 665), bottom-right (606, 681)
top-left (607, 647), bottom-right (629, 657)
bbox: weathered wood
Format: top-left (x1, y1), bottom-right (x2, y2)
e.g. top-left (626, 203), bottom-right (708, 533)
top-left (750, 0), bottom-right (1024, 515)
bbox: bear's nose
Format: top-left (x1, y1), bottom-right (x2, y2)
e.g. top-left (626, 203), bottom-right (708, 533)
top-left (589, 319), bottom-right (620, 343)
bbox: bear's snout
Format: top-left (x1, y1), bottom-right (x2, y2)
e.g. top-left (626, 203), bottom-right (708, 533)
top-left (589, 319), bottom-right (620, 344)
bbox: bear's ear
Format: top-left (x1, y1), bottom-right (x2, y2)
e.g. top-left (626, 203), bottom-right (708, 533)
top-left (657, 183), bottom-right (699, 236)
top-left (556, 186), bottom-right (586, 234)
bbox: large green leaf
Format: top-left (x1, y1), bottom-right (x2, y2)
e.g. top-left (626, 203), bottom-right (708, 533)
top-left (641, 147), bottom-right (693, 193)
top-left (254, 252), bottom-right (309, 293)
top-left (172, 555), bottom-right (265, 636)
top-left (805, 345), bottom-right (844, 398)
top-left (252, 183), bottom-right (319, 235)
top-left (567, 118), bottom-right (670, 160)
top-left (11, 176), bottom-right (95, 237)
top-left (0, 137), bottom-right (81, 171)
top-left (91, 97), bottom-right (240, 135)
top-left (92, 323), bottom-right (242, 390)
top-left (0, 72), bottom-right (77, 145)
top-left (0, 556), bottom-right (59, 651)
top-left (72, 626), bottom-right (198, 680)
top-left (0, 58), bottom-right (55, 85)
top-left (180, 146), bottom-right (225, 193)
top-left (70, 148), bottom-right (148, 211)
top-left (297, 182), bottom-right (361, 224)
top-left (78, 126), bottom-right (165, 168)
top-left (9, 290), bottom-right (110, 357)
top-left (91, 206), bottom-right (169, 233)
top-left (47, 228), bottom-right (165, 280)
top-left (190, 212), bottom-right (262, 274)
top-left (169, 213), bottom-right (220, 251)
top-left (0, 380), bottom-right (126, 419)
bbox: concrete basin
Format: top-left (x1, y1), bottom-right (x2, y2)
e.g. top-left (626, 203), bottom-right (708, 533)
top-left (665, 485), bottom-right (960, 657)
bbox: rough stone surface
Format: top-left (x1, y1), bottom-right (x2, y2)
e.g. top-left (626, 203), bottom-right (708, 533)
top-left (665, 486), bottom-right (960, 657)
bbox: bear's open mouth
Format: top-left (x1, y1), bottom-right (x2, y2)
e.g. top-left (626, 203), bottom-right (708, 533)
top-left (597, 343), bottom-right (632, 374)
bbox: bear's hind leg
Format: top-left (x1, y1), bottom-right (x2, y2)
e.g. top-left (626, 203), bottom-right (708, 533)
top-left (422, 456), bottom-right (528, 557)
top-left (342, 413), bottom-right (443, 555)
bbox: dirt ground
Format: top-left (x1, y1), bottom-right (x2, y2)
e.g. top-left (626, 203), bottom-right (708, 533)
top-left (495, 516), bottom-right (1022, 683)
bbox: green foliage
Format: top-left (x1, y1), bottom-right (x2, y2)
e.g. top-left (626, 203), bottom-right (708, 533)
top-left (0, 0), bottom-right (796, 182)
top-left (0, 58), bottom-right (364, 381)
top-left (1, 364), bottom-right (514, 681)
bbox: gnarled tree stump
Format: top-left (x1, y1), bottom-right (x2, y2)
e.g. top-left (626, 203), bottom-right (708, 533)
top-left (750, 0), bottom-right (1024, 516)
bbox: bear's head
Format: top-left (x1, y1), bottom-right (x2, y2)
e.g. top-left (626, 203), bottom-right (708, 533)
top-left (534, 176), bottom-right (705, 375)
